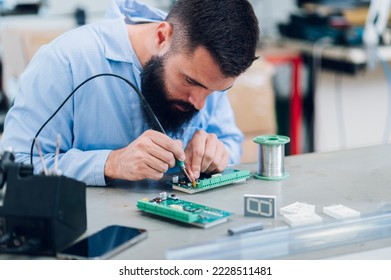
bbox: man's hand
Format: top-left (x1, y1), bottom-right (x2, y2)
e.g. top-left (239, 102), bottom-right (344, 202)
top-left (104, 130), bottom-right (185, 181)
top-left (184, 130), bottom-right (229, 179)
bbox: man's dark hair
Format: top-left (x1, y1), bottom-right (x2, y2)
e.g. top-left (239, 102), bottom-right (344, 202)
top-left (166, 0), bottom-right (260, 77)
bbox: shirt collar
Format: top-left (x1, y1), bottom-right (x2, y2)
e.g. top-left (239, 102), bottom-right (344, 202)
top-left (99, 18), bottom-right (136, 64)
top-left (100, 0), bottom-right (167, 65)
top-left (105, 0), bottom-right (166, 23)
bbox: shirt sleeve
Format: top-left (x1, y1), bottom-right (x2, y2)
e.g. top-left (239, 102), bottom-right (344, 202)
top-left (0, 45), bottom-right (110, 186)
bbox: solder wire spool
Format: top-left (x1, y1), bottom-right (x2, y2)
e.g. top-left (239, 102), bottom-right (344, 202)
top-left (253, 135), bottom-right (290, 180)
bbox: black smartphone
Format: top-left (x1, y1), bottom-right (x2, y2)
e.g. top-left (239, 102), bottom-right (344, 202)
top-left (56, 225), bottom-right (147, 259)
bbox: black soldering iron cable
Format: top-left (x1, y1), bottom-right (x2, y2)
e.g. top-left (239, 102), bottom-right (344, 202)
top-left (29, 73), bottom-right (166, 166)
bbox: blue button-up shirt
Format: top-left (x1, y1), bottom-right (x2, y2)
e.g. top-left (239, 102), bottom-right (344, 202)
top-left (0, 0), bottom-right (243, 186)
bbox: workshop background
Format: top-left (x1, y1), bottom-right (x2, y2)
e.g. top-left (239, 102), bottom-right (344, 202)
top-left (1, 0), bottom-right (389, 161)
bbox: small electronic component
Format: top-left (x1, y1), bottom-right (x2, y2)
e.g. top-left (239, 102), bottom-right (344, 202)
top-left (283, 212), bottom-right (323, 227)
top-left (172, 169), bottom-right (251, 194)
top-left (160, 192), bottom-right (167, 200)
top-left (137, 195), bottom-right (231, 228)
top-left (172, 175), bottom-right (179, 184)
top-left (323, 204), bottom-right (361, 219)
top-left (280, 201), bottom-right (321, 227)
top-left (176, 160), bottom-right (196, 187)
top-left (244, 194), bottom-right (276, 218)
top-left (280, 201), bottom-right (315, 215)
top-left (227, 222), bottom-right (264, 235)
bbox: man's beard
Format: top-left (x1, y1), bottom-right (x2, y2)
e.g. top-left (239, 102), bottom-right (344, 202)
top-left (141, 54), bottom-right (198, 135)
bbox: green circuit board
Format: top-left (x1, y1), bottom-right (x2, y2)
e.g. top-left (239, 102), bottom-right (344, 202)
top-left (137, 194), bottom-right (231, 228)
top-left (172, 169), bottom-right (251, 194)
